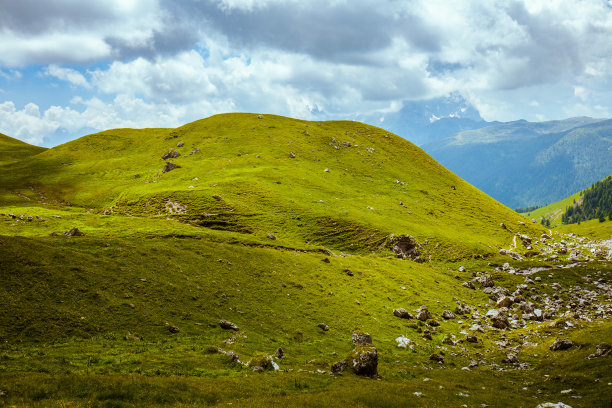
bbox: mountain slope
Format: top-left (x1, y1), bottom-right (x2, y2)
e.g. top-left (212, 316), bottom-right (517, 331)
top-left (423, 117), bottom-right (612, 208)
top-left (0, 113), bottom-right (543, 260)
top-left (0, 132), bottom-right (47, 165)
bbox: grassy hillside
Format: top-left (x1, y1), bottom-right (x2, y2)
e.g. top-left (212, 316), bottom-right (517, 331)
top-left (0, 114), bottom-right (610, 407)
top-left (0, 132), bottom-right (47, 165)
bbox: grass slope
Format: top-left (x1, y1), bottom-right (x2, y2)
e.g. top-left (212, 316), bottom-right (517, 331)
top-left (0, 132), bottom-right (47, 165)
top-left (0, 114), bottom-right (610, 407)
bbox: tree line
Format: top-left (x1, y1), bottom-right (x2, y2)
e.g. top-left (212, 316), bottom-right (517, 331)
top-left (561, 175), bottom-right (612, 224)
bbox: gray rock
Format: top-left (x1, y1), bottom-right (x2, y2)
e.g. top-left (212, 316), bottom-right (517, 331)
top-left (266, 233), bottom-right (277, 240)
top-left (462, 281), bottom-right (476, 289)
top-left (349, 343), bottom-right (378, 376)
top-left (458, 266), bottom-right (466, 272)
top-left (275, 347), bottom-right (285, 359)
top-left (389, 234), bottom-right (421, 261)
top-left (162, 150), bottom-right (180, 160)
top-left (422, 329), bottom-right (432, 340)
top-left (496, 296), bottom-right (513, 308)
top-left (441, 310), bottom-right (456, 320)
top-left (288, 152), bottom-right (296, 158)
top-left (486, 309), bottom-right (510, 329)
top-left (504, 353), bottom-right (519, 364)
top-left (317, 323), bottom-right (329, 331)
top-left (479, 275), bottom-right (494, 288)
top-left (466, 334), bottom-right (478, 343)
top-left (331, 360), bottom-right (347, 374)
top-left (352, 331), bottom-right (372, 346)
top-left (63, 227), bottom-right (86, 237)
top-left (500, 223), bottom-right (507, 229)
top-left (455, 304), bottom-right (471, 315)
top-left (393, 308), bottom-right (412, 319)
top-left (416, 306), bottom-right (433, 321)
top-left (550, 338), bottom-right (573, 351)
top-left (162, 162), bottom-right (181, 173)
top-left (190, 147), bottom-right (200, 155)
top-left (429, 353), bottom-right (444, 363)
top-left (168, 326), bottom-right (180, 334)
top-left (177, 141), bottom-right (184, 147)
top-left (220, 320), bottom-right (239, 331)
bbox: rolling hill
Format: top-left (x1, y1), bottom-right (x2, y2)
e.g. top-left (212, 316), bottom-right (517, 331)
top-left (423, 117), bottom-right (612, 209)
top-left (0, 113), bottom-right (610, 407)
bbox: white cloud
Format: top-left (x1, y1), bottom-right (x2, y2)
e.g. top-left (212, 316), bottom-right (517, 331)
top-left (45, 65), bottom-right (90, 88)
top-left (0, 101), bottom-right (59, 145)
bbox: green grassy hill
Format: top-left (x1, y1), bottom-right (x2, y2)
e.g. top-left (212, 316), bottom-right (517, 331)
top-left (0, 114), bottom-right (610, 407)
top-left (0, 132), bottom-right (47, 165)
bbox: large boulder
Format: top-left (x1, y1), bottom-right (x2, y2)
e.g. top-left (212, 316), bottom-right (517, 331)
top-left (389, 235), bottom-right (421, 261)
top-left (352, 331), bottom-right (372, 346)
top-left (486, 309), bottom-right (510, 329)
top-left (347, 343), bottom-right (378, 377)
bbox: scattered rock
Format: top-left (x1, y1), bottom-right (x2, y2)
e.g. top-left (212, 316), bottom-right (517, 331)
top-left (396, 335), bottom-right (412, 348)
top-left (550, 338), bottom-right (573, 351)
top-left (257, 114), bottom-right (263, 119)
top-left (458, 266), bottom-right (466, 272)
top-left (288, 152), bottom-right (296, 158)
top-left (318, 323), bottom-right (329, 331)
top-left (442, 335), bottom-right (455, 345)
top-left (486, 309), bottom-right (510, 329)
top-left (348, 343), bottom-right (378, 377)
top-left (500, 223), bottom-right (507, 229)
top-left (393, 308), bottom-right (413, 319)
top-left (162, 150), bottom-right (180, 160)
top-left (479, 275), bottom-right (494, 288)
top-left (455, 304), bottom-right (471, 315)
top-left (422, 329), bottom-right (432, 340)
top-left (496, 296), bottom-right (513, 308)
top-left (416, 306), bottom-right (433, 321)
top-left (389, 234), bottom-right (421, 261)
top-left (504, 353), bottom-right (519, 364)
top-left (429, 353), bottom-right (444, 363)
top-left (190, 147), bottom-right (200, 155)
top-left (220, 320), bottom-right (239, 331)
top-left (248, 355), bottom-right (277, 372)
top-left (274, 347), bottom-right (285, 359)
top-left (462, 281), bottom-right (475, 289)
top-left (162, 162), bottom-right (181, 173)
top-left (441, 310), bottom-right (456, 320)
top-left (331, 361), bottom-right (348, 374)
top-left (344, 269), bottom-right (354, 276)
top-left (168, 326), bottom-right (180, 334)
top-left (177, 141), bottom-right (184, 147)
top-left (352, 331), bottom-right (372, 346)
top-left (212, 195), bottom-right (222, 201)
top-left (466, 334), bottom-right (478, 343)
top-left (266, 233), bottom-right (277, 240)
top-left (63, 228), bottom-right (86, 237)
top-left (535, 402), bottom-right (573, 408)
top-left (588, 344), bottom-right (610, 359)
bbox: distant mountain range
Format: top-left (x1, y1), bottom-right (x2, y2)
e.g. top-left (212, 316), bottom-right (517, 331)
top-left (372, 95), bottom-right (612, 209)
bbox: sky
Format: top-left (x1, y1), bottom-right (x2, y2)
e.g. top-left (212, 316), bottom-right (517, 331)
top-left (1, 0), bottom-right (611, 147)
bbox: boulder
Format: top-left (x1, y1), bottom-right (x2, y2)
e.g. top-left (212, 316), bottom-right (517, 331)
top-left (441, 310), bottom-right (456, 320)
top-left (393, 308), bottom-right (412, 319)
top-left (352, 331), bottom-right (372, 346)
top-left (496, 296), bottom-right (513, 308)
top-left (63, 228), bottom-right (86, 237)
top-left (162, 150), bottom-right (180, 160)
top-left (458, 266), bottom-right (467, 272)
top-left (288, 152), bottom-right (296, 158)
top-left (168, 326), bottom-right (180, 334)
top-left (190, 147), bottom-right (201, 155)
top-left (177, 141), bottom-right (184, 147)
top-left (317, 323), bottom-right (329, 331)
top-left (274, 347), bottom-right (285, 359)
top-left (429, 353), bottom-right (444, 363)
top-left (462, 281), bottom-right (475, 289)
top-left (550, 338), bottom-right (573, 351)
top-left (266, 233), bottom-right (277, 240)
top-left (248, 355), bottom-right (277, 372)
top-left (486, 309), bottom-right (510, 329)
top-left (416, 306), bottom-right (433, 321)
top-left (479, 275), bottom-right (494, 288)
top-left (389, 234), bottom-right (421, 261)
top-left (396, 335), bottom-right (411, 348)
top-left (347, 343), bottom-right (378, 376)
top-left (219, 320), bottom-right (239, 331)
top-left (500, 223), bottom-right (507, 229)
top-left (517, 234), bottom-right (532, 247)
top-left (455, 304), bottom-right (471, 315)
top-left (466, 334), bottom-right (478, 343)
top-left (504, 353), bottom-right (519, 364)
top-left (162, 162), bottom-right (181, 173)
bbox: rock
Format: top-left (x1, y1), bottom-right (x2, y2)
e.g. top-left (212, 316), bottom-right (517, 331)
top-left (504, 353), bottom-right (519, 364)
top-left (541, 233), bottom-right (551, 239)
top-left (348, 343), bottom-right (378, 376)
top-left (352, 331), bottom-right (372, 346)
top-left (500, 222), bottom-right (507, 229)
top-left (212, 195), bottom-right (222, 201)
top-left (168, 326), bottom-right (180, 334)
top-left (466, 334), bottom-right (478, 343)
top-left (486, 309), bottom-right (510, 329)
top-left (288, 152), bottom-right (296, 158)
top-left (393, 308), bottom-right (412, 319)
top-left (442, 335), bottom-right (455, 345)
top-left (389, 234), bottom-right (421, 261)
top-left (429, 353), bottom-right (444, 363)
top-left (458, 266), bottom-right (467, 272)
top-left (455, 304), bottom-right (471, 315)
top-left (190, 147), bottom-right (200, 155)
top-left (462, 281), bottom-right (475, 289)
top-left (49, 232), bottom-right (58, 236)
top-left (322, 257), bottom-right (330, 263)
top-left (517, 234), bottom-right (532, 247)
top-left (317, 323), bottom-right (329, 331)
top-left (266, 233), bottom-right (277, 240)
top-left (479, 275), bottom-right (494, 288)
top-left (177, 141), bottom-right (184, 147)
top-left (257, 114), bottom-right (263, 119)
top-left (496, 296), bottom-right (513, 308)
top-left (396, 335), bottom-right (411, 348)
top-left (588, 344), bottom-right (610, 359)
top-left (550, 338), bottom-right (573, 351)
top-left (344, 269), bottom-right (354, 276)
top-left (416, 306), bottom-right (433, 321)
top-left (535, 403), bottom-right (573, 408)
top-left (162, 162), bottom-right (181, 172)
top-left (162, 150), bottom-right (180, 160)
top-left (219, 320), bottom-right (239, 331)
top-left (441, 310), bottom-right (456, 320)
top-left (274, 347), bottom-right (285, 359)
top-left (331, 361), bottom-right (347, 374)
top-left (63, 228), bottom-right (85, 237)
top-left (248, 355), bottom-right (277, 372)
top-left (324, 168), bottom-right (330, 172)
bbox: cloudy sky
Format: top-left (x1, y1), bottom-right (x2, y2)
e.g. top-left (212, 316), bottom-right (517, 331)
top-left (1, 0), bottom-right (611, 146)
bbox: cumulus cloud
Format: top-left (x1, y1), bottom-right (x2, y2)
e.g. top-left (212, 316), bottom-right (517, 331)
top-left (1, 0), bottom-right (612, 144)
